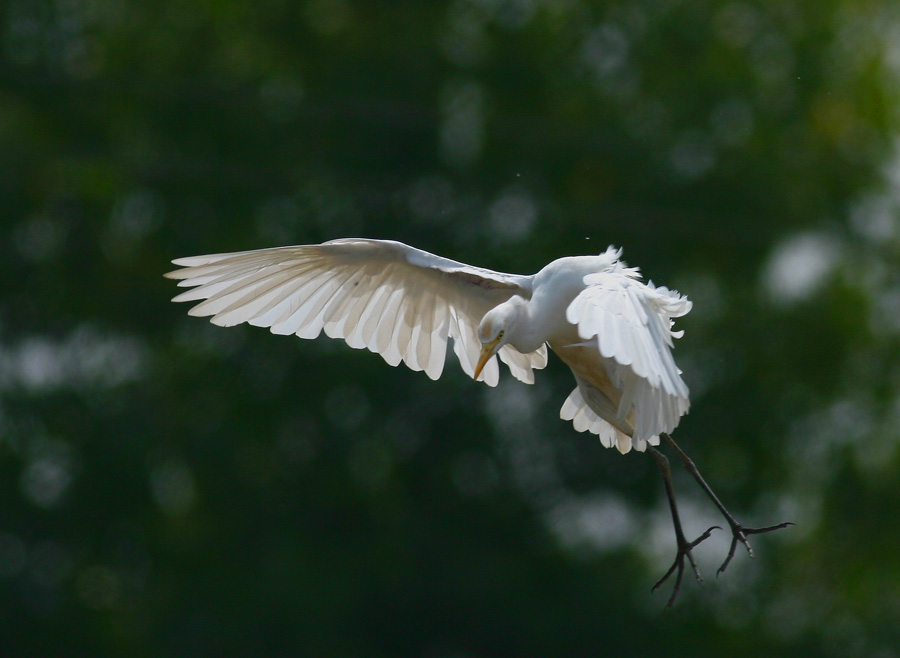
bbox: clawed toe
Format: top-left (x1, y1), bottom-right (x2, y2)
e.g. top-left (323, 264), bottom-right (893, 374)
top-left (717, 521), bottom-right (795, 575)
top-left (653, 525), bottom-right (719, 609)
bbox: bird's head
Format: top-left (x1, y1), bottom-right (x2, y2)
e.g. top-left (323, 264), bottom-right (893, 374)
top-left (474, 306), bottom-right (515, 380)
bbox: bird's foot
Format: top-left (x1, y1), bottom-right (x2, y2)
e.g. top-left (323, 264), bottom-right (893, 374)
top-left (652, 525), bottom-right (719, 609)
top-left (658, 433), bottom-right (795, 578)
top-left (717, 519), bottom-right (794, 576)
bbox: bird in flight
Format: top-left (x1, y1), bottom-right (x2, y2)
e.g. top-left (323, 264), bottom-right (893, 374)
top-left (166, 238), bottom-right (790, 606)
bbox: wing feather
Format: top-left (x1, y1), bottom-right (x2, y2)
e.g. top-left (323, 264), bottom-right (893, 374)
top-left (344, 283), bottom-right (390, 349)
top-left (322, 266), bottom-right (369, 337)
top-left (559, 382), bottom-right (659, 454)
top-left (217, 269), bottom-right (319, 327)
top-left (425, 298), bottom-right (450, 380)
top-left (268, 275), bottom-right (332, 336)
top-left (565, 265), bottom-right (691, 442)
top-left (414, 293), bottom-right (436, 375)
top-left (373, 288), bottom-right (404, 361)
top-left (394, 296), bottom-right (417, 370)
top-left (449, 309), bottom-right (474, 375)
top-left (497, 343), bottom-right (548, 385)
top-left (247, 273), bottom-right (319, 328)
top-left (293, 274), bottom-right (346, 339)
top-left (167, 239), bottom-right (542, 384)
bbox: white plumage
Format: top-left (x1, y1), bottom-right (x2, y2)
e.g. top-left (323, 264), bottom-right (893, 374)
top-left (166, 238), bottom-right (691, 454)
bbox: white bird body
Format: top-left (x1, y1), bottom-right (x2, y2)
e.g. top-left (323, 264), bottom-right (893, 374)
top-left (166, 239), bottom-right (691, 454)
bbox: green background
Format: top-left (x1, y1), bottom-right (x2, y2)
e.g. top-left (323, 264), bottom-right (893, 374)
top-left (3, 0), bottom-right (900, 655)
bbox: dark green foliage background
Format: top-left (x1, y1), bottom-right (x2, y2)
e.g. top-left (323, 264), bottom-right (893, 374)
top-left (2, 0), bottom-right (899, 656)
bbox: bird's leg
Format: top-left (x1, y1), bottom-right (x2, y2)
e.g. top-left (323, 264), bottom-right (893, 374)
top-left (647, 445), bottom-right (718, 609)
top-left (659, 432), bottom-right (793, 575)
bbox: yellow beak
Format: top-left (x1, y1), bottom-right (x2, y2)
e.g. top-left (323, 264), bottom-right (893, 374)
top-left (473, 338), bottom-right (501, 381)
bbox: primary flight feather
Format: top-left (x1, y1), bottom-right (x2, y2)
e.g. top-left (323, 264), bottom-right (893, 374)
top-left (166, 238), bottom-right (691, 454)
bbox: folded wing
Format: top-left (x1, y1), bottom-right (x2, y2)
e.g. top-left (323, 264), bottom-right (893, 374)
top-left (565, 264), bottom-right (691, 441)
top-left (166, 238), bottom-right (548, 386)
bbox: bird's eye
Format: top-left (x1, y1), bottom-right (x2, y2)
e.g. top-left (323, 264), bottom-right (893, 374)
top-left (497, 330), bottom-right (504, 339)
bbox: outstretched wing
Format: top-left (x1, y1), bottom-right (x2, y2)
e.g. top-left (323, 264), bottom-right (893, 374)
top-left (166, 238), bottom-right (548, 386)
top-left (565, 263), bottom-right (691, 441)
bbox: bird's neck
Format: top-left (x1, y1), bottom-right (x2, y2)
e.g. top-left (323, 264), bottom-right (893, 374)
top-left (505, 297), bottom-right (547, 354)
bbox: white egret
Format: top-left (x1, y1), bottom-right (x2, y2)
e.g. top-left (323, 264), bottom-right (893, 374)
top-left (166, 238), bottom-right (790, 606)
